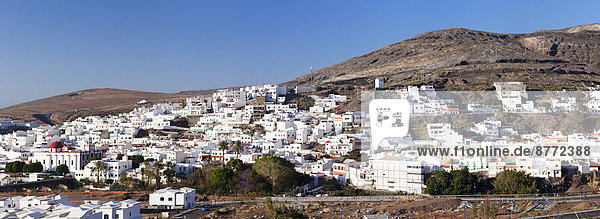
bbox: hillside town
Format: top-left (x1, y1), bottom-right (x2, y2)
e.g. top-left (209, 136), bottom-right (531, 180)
top-left (1, 81), bottom-right (600, 218)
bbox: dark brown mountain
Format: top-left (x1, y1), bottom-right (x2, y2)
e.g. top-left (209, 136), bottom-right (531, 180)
top-left (286, 24), bottom-right (600, 90)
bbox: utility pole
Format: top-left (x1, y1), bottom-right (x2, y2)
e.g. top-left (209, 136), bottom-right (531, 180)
top-left (556, 193), bottom-right (558, 215)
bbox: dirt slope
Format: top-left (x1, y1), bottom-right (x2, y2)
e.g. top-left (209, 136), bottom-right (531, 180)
top-left (0, 88), bottom-right (189, 124)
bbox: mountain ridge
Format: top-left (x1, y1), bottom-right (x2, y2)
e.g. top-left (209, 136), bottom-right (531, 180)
top-left (3, 24), bottom-right (600, 124)
top-left (285, 24), bottom-right (600, 90)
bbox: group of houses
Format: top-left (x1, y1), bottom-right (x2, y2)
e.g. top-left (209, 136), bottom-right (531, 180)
top-left (0, 81), bottom-right (598, 197)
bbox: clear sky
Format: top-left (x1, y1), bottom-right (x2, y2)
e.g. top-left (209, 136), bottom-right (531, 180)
top-left (1, 1), bottom-right (599, 108)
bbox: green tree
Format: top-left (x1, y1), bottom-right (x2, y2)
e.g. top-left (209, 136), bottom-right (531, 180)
top-left (164, 168), bottom-right (176, 183)
top-left (56, 164), bottom-right (70, 176)
top-left (253, 156), bottom-right (311, 193)
top-left (233, 169), bottom-right (272, 196)
top-left (425, 170), bottom-right (453, 195)
top-left (163, 162), bottom-right (175, 183)
top-left (5, 161), bottom-right (26, 173)
top-left (4, 162), bottom-right (13, 173)
top-left (152, 160), bottom-right (165, 188)
top-left (116, 154), bottom-right (124, 160)
top-left (186, 165), bottom-right (219, 194)
top-left (22, 164), bottom-right (32, 173)
top-left (140, 167), bottom-right (146, 185)
top-left (492, 170), bottom-right (542, 194)
top-left (226, 159), bottom-right (248, 172)
top-left (450, 168), bottom-right (477, 195)
top-left (22, 162), bottom-right (43, 173)
top-left (210, 167), bottom-right (234, 194)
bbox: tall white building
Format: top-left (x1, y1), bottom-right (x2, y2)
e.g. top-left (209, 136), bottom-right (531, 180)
top-left (371, 157), bottom-right (430, 194)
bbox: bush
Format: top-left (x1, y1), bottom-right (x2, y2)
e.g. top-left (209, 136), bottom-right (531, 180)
top-left (425, 168), bottom-right (477, 195)
top-left (492, 170), bottom-right (543, 194)
top-left (5, 161), bottom-right (26, 173)
top-left (56, 164), bottom-right (70, 175)
top-left (210, 167), bottom-right (234, 194)
top-left (425, 171), bottom-right (453, 195)
top-left (297, 97), bottom-right (315, 110)
top-left (253, 156), bottom-right (312, 193)
top-left (226, 159), bottom-right (248, 172)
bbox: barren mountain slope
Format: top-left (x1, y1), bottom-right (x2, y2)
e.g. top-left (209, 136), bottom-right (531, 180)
top-left (0, 88), bottom-right (189, 124)
top-left (287, 24), bottom-right (600, 90)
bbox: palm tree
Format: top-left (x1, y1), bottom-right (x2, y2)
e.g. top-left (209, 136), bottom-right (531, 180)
top-left (143, 168), bottom-right (155, 189)
top-left (140, 167), bottom-right (146, 185)
top-left (232, 140), bottom-right (244, 159)
top-left (91, 160), bottom-right (106, 183)
top-left (218, 141), bottom-right (229, 164)
top-left (154, 160), bottom-right (165, 189)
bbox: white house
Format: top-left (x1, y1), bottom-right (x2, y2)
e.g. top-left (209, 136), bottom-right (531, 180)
top-left (149, 187), bottom-right (196, 210)
top-left (97, 199), bottom-right (142, 219)
top-left (375, 78), bottom-right (384, 89)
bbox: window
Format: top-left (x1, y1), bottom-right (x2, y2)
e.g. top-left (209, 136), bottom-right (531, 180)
top-left (104, 215), bottom-right (109, 219)
top-left (115, 214), bottom-right (119, 219)
top-left (168, 197), bottom-right (173, 201)
top-left (160, 197), bottom-right (164, 201)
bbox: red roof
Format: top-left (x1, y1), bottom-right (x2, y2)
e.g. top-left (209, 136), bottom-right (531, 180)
top-left (49, 141), bottom-right (64, 149)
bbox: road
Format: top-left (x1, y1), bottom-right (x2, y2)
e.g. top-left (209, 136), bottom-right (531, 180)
top-left (172, 194), bottom-right (600, 218)
top-left (525, 208), bottom-right (600, 219)
top-left (462, 193), bottom-right (600, 203)
top-left (270, 194), bottom-right (600, 203)
top-left (270, 195), bottom-right (423, 203)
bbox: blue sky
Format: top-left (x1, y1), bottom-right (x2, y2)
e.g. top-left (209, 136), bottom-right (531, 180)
top-left (1, 1), bottom-right (599, 108)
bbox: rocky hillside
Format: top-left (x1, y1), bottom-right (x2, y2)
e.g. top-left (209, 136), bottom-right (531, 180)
top-left (0, 88), bottom-right (189, 124)
top-left (286, 24), bottom-right (600, 90)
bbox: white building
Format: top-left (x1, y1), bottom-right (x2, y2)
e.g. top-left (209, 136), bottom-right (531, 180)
top-left (149, 187), bottom-right (196, 210)
top-left (375, 78), bottom-right (384, 89)
top-left (0, 194), bottom-right (141, 219)
top-left (371, 157), bottom-right (430, 194)
top-left (97, 199), bottom-right (142, 219)
top-left (29, 141), bottom-right (102, 172)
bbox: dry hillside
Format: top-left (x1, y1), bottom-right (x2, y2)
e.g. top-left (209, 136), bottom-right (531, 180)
top-left (0, 88), bottom-right (189, 124)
